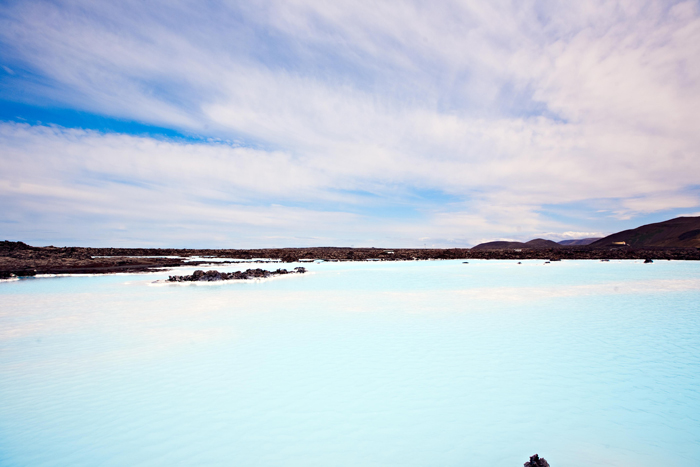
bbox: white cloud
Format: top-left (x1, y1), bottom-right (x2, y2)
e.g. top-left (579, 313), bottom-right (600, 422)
top-left (0, 0), bottom-right (699, 245)
top-left (558, 231), bottom-right (604, 239)
top-left (615, 193), bottom-right (700, 219)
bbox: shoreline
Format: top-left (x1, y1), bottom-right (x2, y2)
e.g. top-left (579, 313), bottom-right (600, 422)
top-left (2, 241), bottom-right (699, 278)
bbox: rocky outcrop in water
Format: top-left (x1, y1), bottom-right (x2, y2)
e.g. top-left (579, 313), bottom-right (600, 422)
top-left (167, 267), bottom-right (306, 282)
top-left (524, 454), bottom-right (550, 467)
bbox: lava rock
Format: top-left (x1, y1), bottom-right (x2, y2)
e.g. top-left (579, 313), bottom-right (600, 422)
top-left (524, 454), bottom-right (550, 467)
top-left (167, 267), bottom-right (305, 282)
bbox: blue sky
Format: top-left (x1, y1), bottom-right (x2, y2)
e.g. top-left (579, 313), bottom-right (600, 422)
top-left (1, 0), bottom-right (699, 247)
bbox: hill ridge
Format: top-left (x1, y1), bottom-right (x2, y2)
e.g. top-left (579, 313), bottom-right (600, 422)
top-left (472, 216), bottom-right (700, 250)
top-left (590, 216), bottom-right (700, 248)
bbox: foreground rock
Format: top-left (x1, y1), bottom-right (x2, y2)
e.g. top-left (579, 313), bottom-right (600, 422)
top-left (167, 267), bottom-right (306, 282)
top-left (524, 454), bottom-right (550, 467)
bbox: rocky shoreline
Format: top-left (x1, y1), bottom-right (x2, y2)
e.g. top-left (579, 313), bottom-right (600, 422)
top-left (2, 240), bottom-right (699, 278)
top-left (167, 267), bottom-right (306, 282)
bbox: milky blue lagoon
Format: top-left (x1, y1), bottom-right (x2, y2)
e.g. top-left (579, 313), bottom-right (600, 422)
top-left (1, 260), bottom-right (699, 466)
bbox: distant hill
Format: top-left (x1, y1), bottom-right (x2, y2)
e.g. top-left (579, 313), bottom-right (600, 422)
top-left (590, 216), bottom-right (700, 248)
top-left (558, 238), bottom-right (601, 246)
top-left (525, 238), bottom-right (563, 248)
top-left (472, 238), bottom-right (562, 250)
top-left (0, 240), bottom-right (34, 253)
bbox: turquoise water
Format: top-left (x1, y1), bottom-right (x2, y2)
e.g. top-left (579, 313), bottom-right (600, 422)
top-left (1, 260), bottom-right (699, 466)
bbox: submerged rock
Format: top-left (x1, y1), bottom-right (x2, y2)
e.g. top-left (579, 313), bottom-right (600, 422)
top-left (524, 454), bottom-right (550, 467)
top-left (168, 267), bottom-right (305, 282)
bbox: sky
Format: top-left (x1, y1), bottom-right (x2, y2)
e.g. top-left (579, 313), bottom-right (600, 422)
top-left (1, 0), bottom-right (699, 248)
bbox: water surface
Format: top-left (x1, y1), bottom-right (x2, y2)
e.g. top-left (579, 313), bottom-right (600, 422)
top-left (1, 260), bottom-right (699, 466)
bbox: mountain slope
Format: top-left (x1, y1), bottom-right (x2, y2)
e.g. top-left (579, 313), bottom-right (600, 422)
top-left (558, 238), bottom-right (601, 246)
top-left (524, 238), bottom-right (563, 248)
top-left (590, 216), bottom-right (700, 248)
top-left (471, 238), bottom-right (562, 250)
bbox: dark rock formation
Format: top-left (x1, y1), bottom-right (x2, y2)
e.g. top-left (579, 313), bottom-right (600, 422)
top-left (0, 269), bottom-right (35, 279)
top-left (167, 267), bottom-right (306, 282)
top-left (524, 453), bottom-right (550, 467)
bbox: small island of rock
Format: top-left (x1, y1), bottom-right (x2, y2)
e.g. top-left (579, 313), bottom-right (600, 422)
top-left (167, 267), bottom-right (306, 282)
top-left (524, 454), bottom-right (550, 467)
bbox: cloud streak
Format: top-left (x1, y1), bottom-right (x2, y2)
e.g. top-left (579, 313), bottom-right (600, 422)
top-left (0, 0), bottom-right (699, 246)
